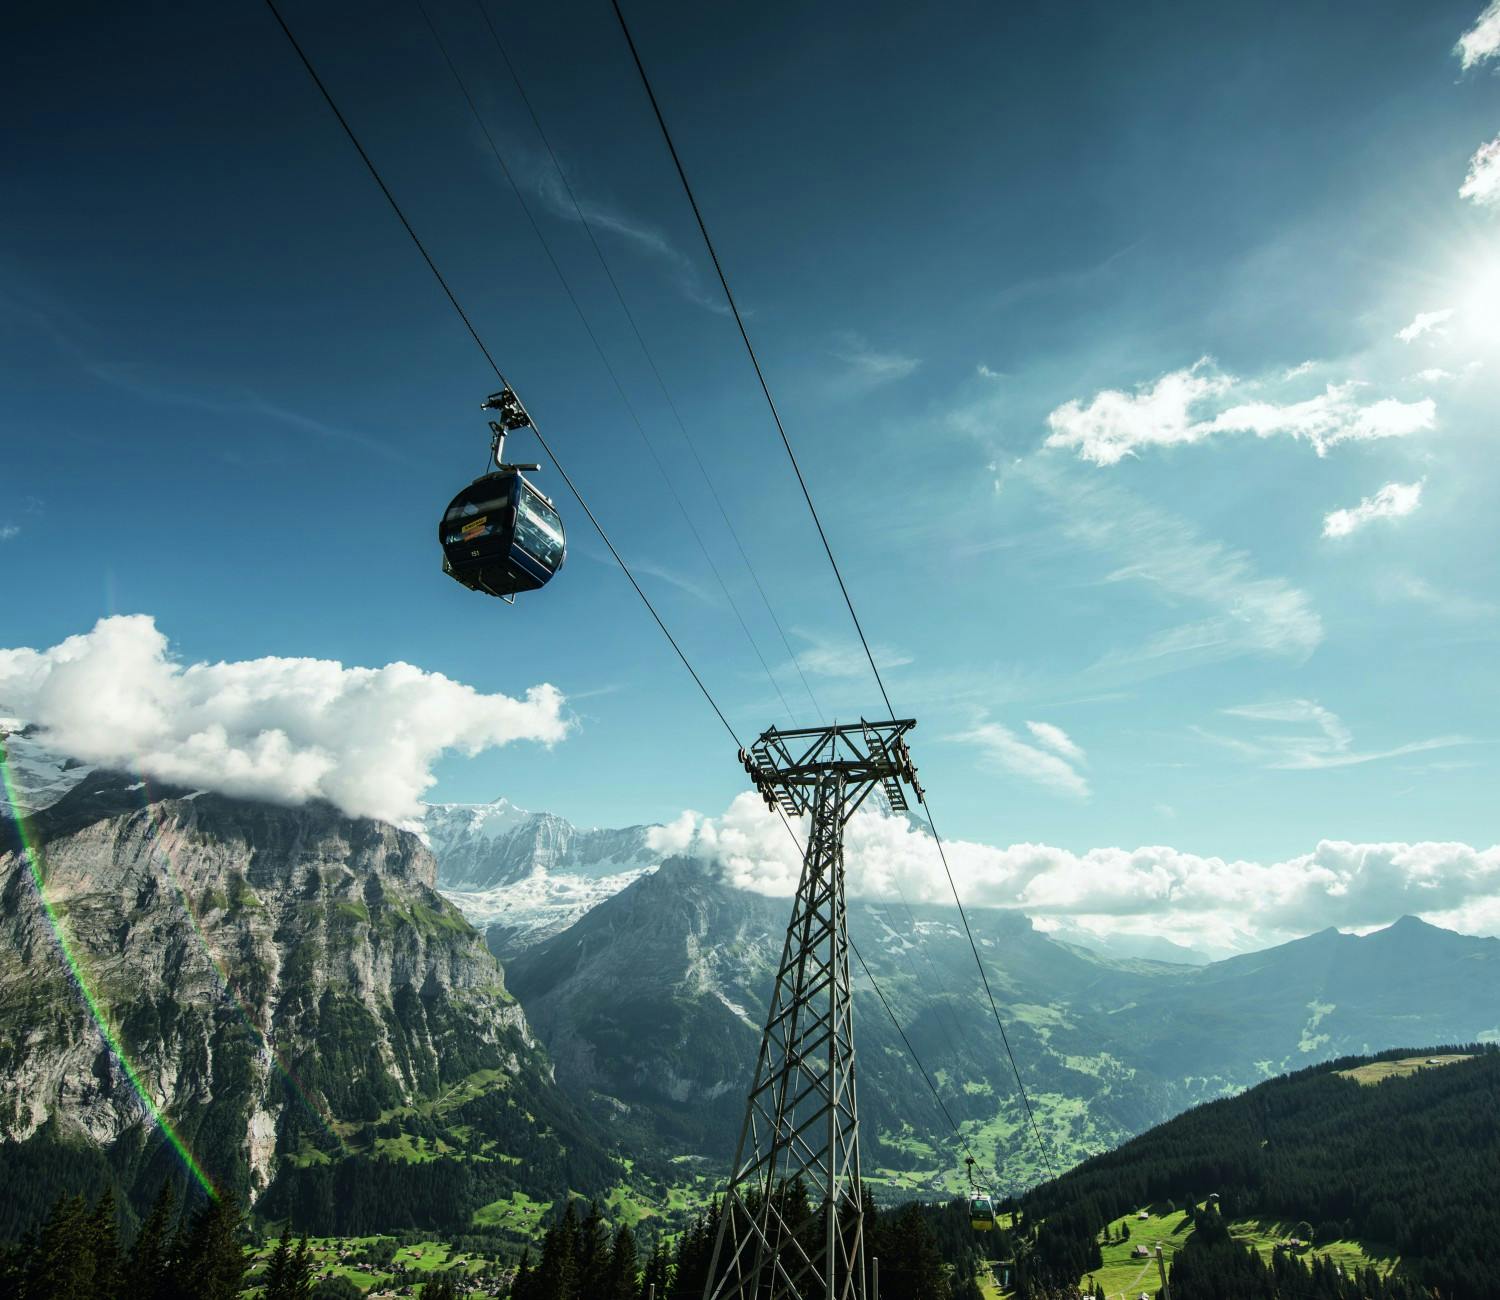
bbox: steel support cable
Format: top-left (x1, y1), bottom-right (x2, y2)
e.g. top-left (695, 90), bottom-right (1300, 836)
top-left (412, 0), bottom-right (797, 727)
top-left (609, 0), bottom-right (1060, 1183)
top-left (472, 0), bottom-right (976, 1134)
top-left (265, 4), bottom-right (965, 1172)
top-left (472, 0), bottom-right (823, 725)
top-left (264, 0), bottom-right (742, 753)
top-left (608, 0), bottom-right (894, 720)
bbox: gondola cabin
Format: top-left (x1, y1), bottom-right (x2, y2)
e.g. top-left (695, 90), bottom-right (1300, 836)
top-left (439, 470), bottom-right (566, 600)
top-left (970, 1194), bottom-right (996, 1232)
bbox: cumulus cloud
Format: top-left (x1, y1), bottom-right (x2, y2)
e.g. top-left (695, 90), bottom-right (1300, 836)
top-left (1456, 1), bottom-right (1500, 69)
top-left (650, 795), bottom-right (1500, 952)
top-left (1461, 136), bottom-right (1500, 208)
top-left (0, 525), bottom-right (18, 542)
top-left (951, 720), bottom-right (1089, 798)
top-left (1044, 358), bottom-right (1436, 464)
top-left (0, 616), bottom-right (570, 824)
top-left (1322, 480), bottom-right (1424, 539)
top-left (1395, 308), bottom-right (1454, 343)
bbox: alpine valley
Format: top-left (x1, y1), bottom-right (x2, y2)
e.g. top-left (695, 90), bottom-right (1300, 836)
top-left (3, 737), bottom-right (1499, 1248)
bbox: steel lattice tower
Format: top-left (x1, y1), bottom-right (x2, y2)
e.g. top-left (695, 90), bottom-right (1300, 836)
top-left (704, 720), bottom-right (924, 1300)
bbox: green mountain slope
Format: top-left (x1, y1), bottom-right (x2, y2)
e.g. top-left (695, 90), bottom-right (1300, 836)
top-left (505, 858), bottom-right (1500, 1194)
top-left (1019, 1046), bottom-right (1500, 1300)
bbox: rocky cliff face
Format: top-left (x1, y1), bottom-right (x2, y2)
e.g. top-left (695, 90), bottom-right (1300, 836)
top-left (0, 765), bottom-right (616, 1228)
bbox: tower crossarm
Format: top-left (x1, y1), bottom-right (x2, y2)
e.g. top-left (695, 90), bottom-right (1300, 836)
top-left (738, 719), bottom-right (921, 821)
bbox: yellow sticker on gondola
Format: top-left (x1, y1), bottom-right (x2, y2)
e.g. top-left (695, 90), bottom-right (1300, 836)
top-left (461, 516), bottom-right (488, 538)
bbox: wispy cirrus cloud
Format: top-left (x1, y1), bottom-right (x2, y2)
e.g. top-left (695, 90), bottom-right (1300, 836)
top-left (533, 169), bottom-right (728, 313)
top-left (1202, 698), bottom-right (1468, 771)
top-left (789, 628), bottom-right (912, 679)
top-left (1456, 1), bottom-right (1500, 69)
top-left (950, 719), bottom-right (1090, 798)
top-left (1044, 357), bottom-right (1436, 465)
top-left (1021, 460), bottom-right (1323, 677)
top-left (828, 333), bottom-right (921, 393)
top-left (1461, 136), bottom-right (1500, 209)
top-left (1322, 480), bottom-right (1424, 539)
top-left (1025, 719), bottom-right (1085, 764)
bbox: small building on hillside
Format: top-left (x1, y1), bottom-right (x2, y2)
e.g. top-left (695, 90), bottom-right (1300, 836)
top-left (1133, 1245), bottom-right (1151, 1258)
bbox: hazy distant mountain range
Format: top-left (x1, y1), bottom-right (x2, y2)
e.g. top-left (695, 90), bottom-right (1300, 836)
top-left (3, 752), bottom-right (1497, 1240)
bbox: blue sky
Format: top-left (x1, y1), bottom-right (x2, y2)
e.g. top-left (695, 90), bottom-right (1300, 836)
top-left (4, 0), bottom-right (1498, 890)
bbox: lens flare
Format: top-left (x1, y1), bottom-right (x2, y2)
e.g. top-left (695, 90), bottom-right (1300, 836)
top-left (0, 742), bottom-right (217, 1199)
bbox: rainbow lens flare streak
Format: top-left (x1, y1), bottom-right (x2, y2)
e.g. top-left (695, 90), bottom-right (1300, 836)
top-left (131, 779), bottom-right (341, 1146)
top-left (0, 744), bottom-right (216, 1198)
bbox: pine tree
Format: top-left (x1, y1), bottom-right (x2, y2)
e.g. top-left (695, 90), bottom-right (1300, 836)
top-left (87, 1188), bottom-right (122, 1300)
top-left (639, 1240), bottom-right (671, 1300)
top-left (603, 1225), bottom-right (640, 1300)
top-left (25, 1195), bottom-right (97, 1300)
top-left (288, 1235), bottom-right (314, 1299)
top-left (123, 1183), bottom-right (175, 1300)
top-left (169, 1193), bottom-right (245, 1300)
top-left (575, 1201), bottom-right (611, 1299)
top-left (262, 1226), bottom-right (294, 1299)
top-left (511, 1246), bottom-right (535, 1300)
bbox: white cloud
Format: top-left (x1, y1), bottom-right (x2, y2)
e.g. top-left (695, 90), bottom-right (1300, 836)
top-left (1024, 463), bottom-right (1323, 674)
top-left (790, 629), bottom-right (912, 679)
top-left (951, 720), bottom-right (1090, 798)
top-left (0, 525), bottom-right (17, 542)
top-left (1461, 136), bottom-right (1500, 208)
top-left (0, 616), bottom-right (570, 825)
top-left (1395, 308), bottom-right (1454, 343)
top-left (533, 169), bottom-right (728, 314)
top-left (1413, 368), bottom-right (1456, 383)
top-left (652, 794), bottom-right (1500, 952)
top-left (1384, 573), bottom-right (1497, 620)
top-left (1321, 479), bottom-right (1424, 539)
top-left (1456, 1), bottom-right (1500, 69)
top-left (830, 334), bottom-right (920, 390)
top-left (1210, 697), bottom-right (1465, 770)
top-left (1043, 358), bottom-right (1232, 465)
top-left (1044, 358), bottom-right (1436, 464)
top-left (1024, 720), bottom-right (1085, 763)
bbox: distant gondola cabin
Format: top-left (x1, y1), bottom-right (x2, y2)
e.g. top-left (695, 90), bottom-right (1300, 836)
top-left (970, 1195), bottom-right (996, 1231)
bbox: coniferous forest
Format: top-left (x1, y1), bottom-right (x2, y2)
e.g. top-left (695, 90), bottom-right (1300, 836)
top-left (1015, 1046), bottom-right (1500, 1300)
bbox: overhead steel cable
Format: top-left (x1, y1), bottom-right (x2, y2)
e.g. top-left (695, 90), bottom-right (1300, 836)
top-left (412, 0), bottom-right (796, 727)
top-left (609, 0), bottom-right (1059, 1183)
top-left (268, 0), bottom-right (1046, 1194)
top-left (472, 0), bottom-right (823, 724)
top-left (608, 0), bottom-right (895, 719)
top-left (263, 0), bottom-right (741, 752)
top-left (489, 0), bottom-right (979, 1064)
